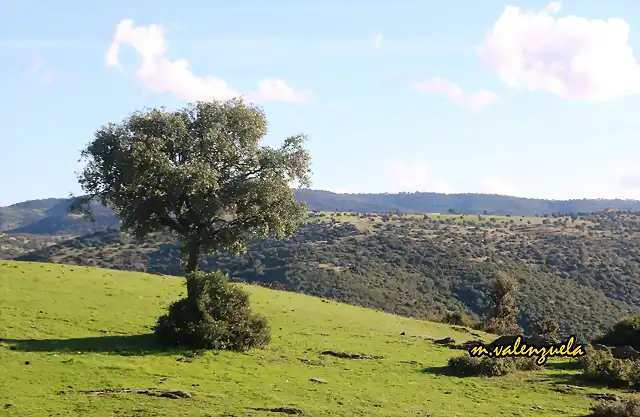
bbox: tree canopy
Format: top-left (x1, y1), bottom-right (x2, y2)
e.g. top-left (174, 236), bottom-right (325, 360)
top-left (72, 98), bottom-right (311, 274)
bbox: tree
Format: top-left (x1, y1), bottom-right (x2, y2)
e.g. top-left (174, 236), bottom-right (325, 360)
top-left (531, 318), bottom-right (559, 341)
top-left (72, 98), bottom-right (312, 301)
top-left (483, 271), bottom-right (523, 335)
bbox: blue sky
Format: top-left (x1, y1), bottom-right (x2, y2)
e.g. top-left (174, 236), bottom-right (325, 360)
top-left (2, 0), bottom-right (640, 206)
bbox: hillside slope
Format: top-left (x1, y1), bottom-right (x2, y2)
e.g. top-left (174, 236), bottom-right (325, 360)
top-left (0, 261), bottom-right (621, 416)
top-left (14, 211), bottom-right (640, 341)
top-left (4, 190), bottom-right (640, 234)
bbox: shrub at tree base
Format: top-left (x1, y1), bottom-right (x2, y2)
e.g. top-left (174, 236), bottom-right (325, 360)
top-left (591, 397), bottom-right (640, 417)
top-left (579, 347), bottom-right (640, 389)
top-left (154, 271), bottom-right (271, 351)
top-left (447, 354), bottom-right (539, 377)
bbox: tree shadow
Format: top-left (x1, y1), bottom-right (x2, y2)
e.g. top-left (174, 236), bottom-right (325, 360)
top-left (541, 360), bottom-right (630, 393)
top-left (420, 365), bottom-right (463, 377)
top-left (2, 334), bottom-right (177, 356)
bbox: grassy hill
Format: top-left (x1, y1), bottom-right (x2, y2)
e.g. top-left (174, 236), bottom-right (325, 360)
top-left (11, 210), bottom-right (640, 341)
top-left (0, 261), bottom-right (625, 416)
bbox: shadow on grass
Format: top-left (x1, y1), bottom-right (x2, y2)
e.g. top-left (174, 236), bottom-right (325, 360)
top-left (538, 360), bottom-right (631, 393)
top-left (2, 334), bottom-right (179, 356)
top-left (421, 365), bottom-right (463, 377)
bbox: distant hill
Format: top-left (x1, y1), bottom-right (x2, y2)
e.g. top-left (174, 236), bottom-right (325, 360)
top-left (294, 189), bottom-right (640, 215)
top-left (0, 197), bottom-right (115, 234)
top-left (3, 190), bottom-right (640, 235)
top-left (13, 211), bottom-right (640, 341)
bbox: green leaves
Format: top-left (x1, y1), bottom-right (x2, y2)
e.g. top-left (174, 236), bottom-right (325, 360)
top-left (74, 98), bottom-right (311, 272)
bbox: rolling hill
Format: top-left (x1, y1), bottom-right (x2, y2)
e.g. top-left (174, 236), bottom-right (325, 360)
top-left (0, 261), bottom-right (625, 416)
top-left (10, 210), bottom-right (640, 341)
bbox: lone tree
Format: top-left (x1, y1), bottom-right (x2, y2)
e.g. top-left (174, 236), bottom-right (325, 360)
top-left (483, 271), bottom-right (523, 336)
top-left (72, 98), bottom-right (311, 349)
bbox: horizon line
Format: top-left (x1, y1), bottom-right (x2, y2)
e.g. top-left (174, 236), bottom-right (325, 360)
top-left (3, 189), bottom-right (640, 208)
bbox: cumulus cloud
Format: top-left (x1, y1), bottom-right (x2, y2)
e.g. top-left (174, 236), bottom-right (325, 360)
top-left (385, 161), bottom-right (455, 193)
top-left (411, 78), bottom-right (497, 109)
top-left (478, 2), bottom-right (640, 101)
top-left (373, 33), bottom-right (383, 48)
top-left (105, 19), bottom-right (312, 103)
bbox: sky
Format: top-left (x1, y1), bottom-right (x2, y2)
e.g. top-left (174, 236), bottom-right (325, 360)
top-left (2, 0), bottom-right (640, 206)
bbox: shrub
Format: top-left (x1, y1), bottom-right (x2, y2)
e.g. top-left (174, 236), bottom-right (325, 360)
top-left (591, 397), bottom-right (640, 417)
top-left (447, 354), bottom-right (539, 377)
top-left (154, 271), bottom-right (271, 351)
top-left (595, 317), bottom-right (640, 351)
top-left (441, 311), bottom-right (477, 328)
top-left (423, 312), bottom-right (444, 323)
top-left (482, 317), bottom-right (523, 336)
top-left (532, 318), bottom-right (559, 341)
top-left (579, 346), bottom-right (640, 389)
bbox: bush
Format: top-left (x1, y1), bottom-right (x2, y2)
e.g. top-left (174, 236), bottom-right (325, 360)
top-left (591, 397), bottom-right (640, 417)
top-left (532, 318), bottom-right (559, 341)
top-left (580, 346), bottom-right (640, 389)
top-left (441, 311), bottom-right (477, 328)
top-left (423, 312), bottom-right (443, 323)
top-left (482, 317), bottom-right (523, 336)
top-left (154, 271), bottom-right (271, 351)
top-left (447, 354), bottom-right (539, 377)
top-left (595, 317), bottom-right (640, 351)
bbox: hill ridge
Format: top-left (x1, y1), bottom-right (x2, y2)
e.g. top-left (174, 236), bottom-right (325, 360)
top-left (4, 189), bottom-right (640, 233)
top-left (11, 211), bottom-right (640, 341)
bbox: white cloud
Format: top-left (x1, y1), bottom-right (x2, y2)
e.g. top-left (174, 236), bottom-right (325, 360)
top-left (411, 77), bottom-right (498, 109)
top-left (246, 78), bottom-right (311, 103)
top-left (105, 19), bottom-right (312, 103)
top-left (385, 161), bottom-right (455, 193)
top-left (373, 33), bottom-right (383, 48)
top-left (478, 2), bottom-right (640, 101)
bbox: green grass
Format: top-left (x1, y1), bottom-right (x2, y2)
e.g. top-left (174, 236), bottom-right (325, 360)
top-left (0, 261), bottom-right (624, 416)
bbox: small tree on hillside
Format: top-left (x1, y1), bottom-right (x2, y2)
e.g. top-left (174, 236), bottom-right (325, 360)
top-left (72, 98), bottom-right (311, 350)
top-left (531, 317), bottom-right (559, 341)
top-left (483, 271), bottom-right (523, 335)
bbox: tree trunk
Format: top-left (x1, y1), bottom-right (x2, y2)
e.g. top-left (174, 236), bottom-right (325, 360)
top-left (185, 246), bottom-right (200, 273)
top-left (185, 245), bottom-right (200, 302)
